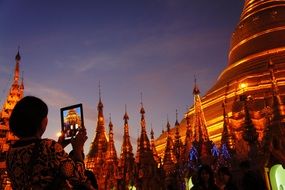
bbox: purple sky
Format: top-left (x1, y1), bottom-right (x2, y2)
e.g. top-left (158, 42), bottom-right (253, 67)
top-left (0, 0), bottom-right (244, 153)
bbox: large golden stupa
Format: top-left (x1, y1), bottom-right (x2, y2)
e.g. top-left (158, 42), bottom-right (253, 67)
top-left (155, 0), bottom-right (285, 156)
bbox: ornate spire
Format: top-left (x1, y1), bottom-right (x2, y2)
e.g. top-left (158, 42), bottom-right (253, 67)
top-left (242, 97), bottom-right (259, 160)
top-left (163, 120), bottom-right (177, 174)
top-left (0, 50), bottom-right (24, 126)
top-left (97, 81), bottom-right (104, 129)
top-left (15, 47), bottom-right (21, 61)
top-left (174, 110), bottom-right (183, 161)
top-left (136, 95), bottom-right (162, 189)
top-left (123, 104), bottom-right (129, 125)
top-left (105, 115), bottom-right (117, 161)
top-left (221, 102), bottom-right (235, 152)
top-left (121, 104), bottom-right (133, 154)
top-left (0, 50), bottom-right (25, 189)
top-left (150, 128), bottom-right (161, 165)
top-left (120, 104), bottom-right (134, 160)
top-left (221, 83), bottom-right (235, 152)
top-left (192, 79), bottom-right (209, 142)
top-left (102, 116), bottom-right (118, 189)
top-left (268, 59), bottom-right (283, 115)
top-left (138, 94), bottom-right (150, 151)
top-left (140, 94), bottom-right (146, 132)
top-left (262, 60), bottom-right (285, 167)
top-left (175, 109), bottom-right (179, 127)
top-left (193, 76), bottom-right (200, 95)
top-left (242, 99), bottom-right (258, 144)
top-left (263, 59), bottom-right (285, 139)
top-left (183, 113), bottom-right (193, 162)
top-left (13, 48), bottom-right (20, 84)
top-left (85, 85), bottom-right (108, 187)
top-left (191, 79), bottom-right (215, 165)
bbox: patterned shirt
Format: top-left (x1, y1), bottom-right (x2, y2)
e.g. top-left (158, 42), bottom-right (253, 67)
top-left (6, 138), bottom-right (86, 190)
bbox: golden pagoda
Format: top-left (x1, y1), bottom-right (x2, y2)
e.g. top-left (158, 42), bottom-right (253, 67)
top-left (155, 0), bottom-right (285, 158)
top-left (0, 50), bottom-right (24, 189)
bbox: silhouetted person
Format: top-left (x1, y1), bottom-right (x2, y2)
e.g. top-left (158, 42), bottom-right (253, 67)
top-left (217, 166), bottom-right (239, 190)
top-left (191, 165), bottom-right (219, 190)
top-left (239, 160), bottom-right (266, 190)
top-left (6, 96), bottom-right (88, 189)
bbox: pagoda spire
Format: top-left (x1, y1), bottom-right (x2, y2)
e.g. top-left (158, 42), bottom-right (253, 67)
top-left (191, 78), bottom-right (214, 165)
top-left (242, 96), bottom-right (259, 160)
top-left (102, 115), bottom-right (118, 189)
top-left (97, 81), bottom-right (104, 130)
top-left (163, 119), bottom-right (177, 176)
top-left (0, 50), bottom-right (24, 189)
top-left (85, 84), bottom-right (108, 189)
top-left (192, 78), bottom-right (209, 142)
top-left (268, 59), bottom-right (283, 116)
top-left (0, 49), bottom-right (24, 125)
top-left (262, 60), bottom-right (285, 167)
top-left (221, 102), bottom-right (235, 152)
top-left (183, 113), bottom-right (193, 162)
top-left (264, 59), bottom-right (285, 138)
top-left (150, 128), bottom-right (161, 166)
top-left (118, 104), bottom-right (136, 189)
top-left (138, 94), bottom-right (150, 151)
top-left (218, 102), bottom-right (235, 169)
top-left (13, 48), bottom-right (21, 84)
top-left (136, 95), bottom-right (162, 189)
top-left (173, 110), bottom-right (183, 161)
top-left (120, 105), bottom-right (133, 156)
top-left (105, 115), bottom-right (117, 161)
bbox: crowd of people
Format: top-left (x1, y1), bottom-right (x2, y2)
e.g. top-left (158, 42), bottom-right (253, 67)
top-left (189, 161), bottom-right (267, 190)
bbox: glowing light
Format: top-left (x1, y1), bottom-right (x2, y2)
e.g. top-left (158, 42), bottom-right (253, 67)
top-left (187, 177), bottom-right (194, 190)
top-left (239, 82), bottom-right (248, 90)
top-left (128, 185), bottom-right (136, 190)
top-left (56, 132), bottom-right (62, 137)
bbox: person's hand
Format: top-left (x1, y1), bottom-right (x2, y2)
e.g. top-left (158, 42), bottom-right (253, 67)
top-left (57, 132), bottom-right (71, 148)
top-left (71, 127), bottom-right (88, 161)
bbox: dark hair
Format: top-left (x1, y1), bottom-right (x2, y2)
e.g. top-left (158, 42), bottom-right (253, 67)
top-left (9, 96), bottom-right (48, 138)
top-left (197, 164), bottom-right (215, 186)
top-left (239, 160), bottom-right (251, 170)
top-left (218, 166), bottom-right (232, 177)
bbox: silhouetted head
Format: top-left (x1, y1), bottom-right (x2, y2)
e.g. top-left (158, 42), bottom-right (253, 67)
top-left (239, 160), bottom-right (251, 171)
top-left (218, 166), bottom-right (232, 184)
top-left (9, 96), bottom-right (48, 138)
top-left (218, 166), bottom-right (231, 177)
top-left (197, 164), bottom-right (215, 185)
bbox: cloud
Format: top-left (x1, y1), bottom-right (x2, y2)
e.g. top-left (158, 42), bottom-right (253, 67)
top-left (24, 81), bottom-right (76, 107)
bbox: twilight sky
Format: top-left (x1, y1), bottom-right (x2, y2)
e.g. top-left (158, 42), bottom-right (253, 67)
top-left (0, 0), bottom-right (244, 153)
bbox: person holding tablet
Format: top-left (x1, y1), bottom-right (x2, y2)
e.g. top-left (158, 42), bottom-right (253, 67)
top-left (6, 96), bottom-right (88, 189)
